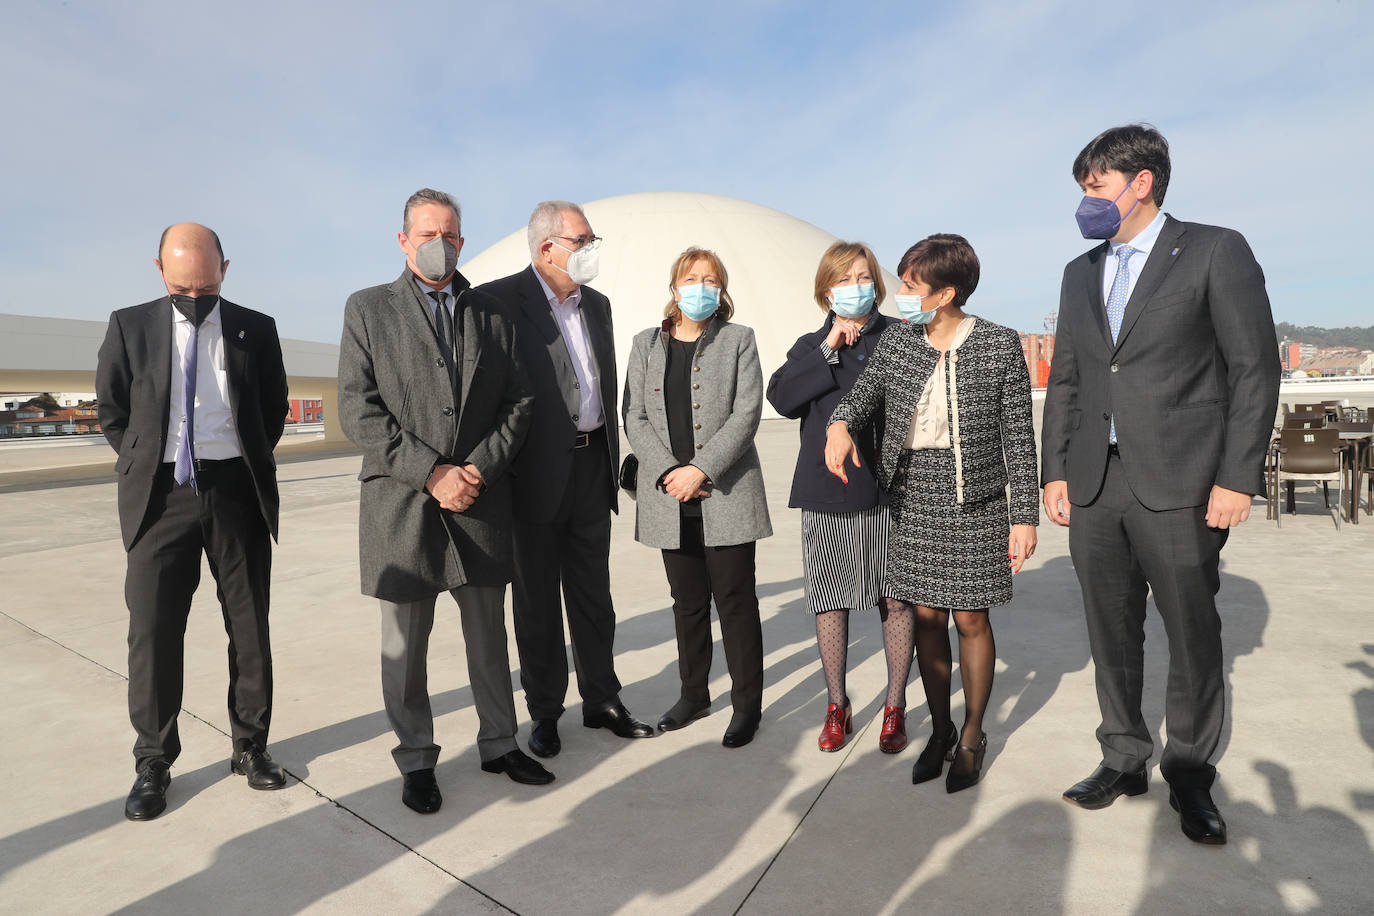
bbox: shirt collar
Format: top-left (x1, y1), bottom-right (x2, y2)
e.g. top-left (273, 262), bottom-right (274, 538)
top-left (413, 275), bottom-right (451, 301)
top-left (533, 264), bottom-right (581, 309)
top-left (1112, 210), bottom-right (1166, 258)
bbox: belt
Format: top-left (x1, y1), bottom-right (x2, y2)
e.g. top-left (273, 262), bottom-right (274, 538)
top-left (163, 456), bottom-right (244, 472)
top-left (1107, 442), bottom-right (1121, 457)
top-left (574, 427), bottom-right (604, 449)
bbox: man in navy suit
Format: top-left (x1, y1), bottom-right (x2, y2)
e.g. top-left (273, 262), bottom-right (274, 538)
top-left (1041, 125), bottom-right (1279, 845)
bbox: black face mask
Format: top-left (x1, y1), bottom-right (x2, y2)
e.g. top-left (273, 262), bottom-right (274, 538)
top-left (170, 294), bottom-right (218, 325)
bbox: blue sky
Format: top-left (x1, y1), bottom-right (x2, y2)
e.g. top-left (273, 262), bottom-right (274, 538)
top-left (1, 0), bottom-right (1369, 341)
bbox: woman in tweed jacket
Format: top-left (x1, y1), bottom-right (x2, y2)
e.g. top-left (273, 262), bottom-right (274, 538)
top-left (827, 234), bottom-right (1038, 792)
top-left (623, 247), bottom-right (771, 749)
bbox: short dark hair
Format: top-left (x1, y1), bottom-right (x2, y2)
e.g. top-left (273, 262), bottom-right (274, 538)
top-left (157, 225), bottom-right (224, 261)
top-left (1073, 124), bottom-right (1171, 206)
top-left (896, 234), bottom-right (980, 309)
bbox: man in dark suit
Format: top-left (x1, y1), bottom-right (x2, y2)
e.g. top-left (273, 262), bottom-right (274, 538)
top-left (1042, 125), bottom-right (1280, 845)
top-left (476, 200), bottom-right (653, 758)
top-left (338, 188), bottom-right (551, 815)
top-left (97, 223), bottom-right (290, 821)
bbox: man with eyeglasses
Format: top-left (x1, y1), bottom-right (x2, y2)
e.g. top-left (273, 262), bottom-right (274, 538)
top-left (477, 200), bottom-right (655, 758)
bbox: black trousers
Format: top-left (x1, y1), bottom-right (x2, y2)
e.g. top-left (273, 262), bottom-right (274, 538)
top-left (125, 459), bottom-right (273, 772)
top-left (511, 436), bottom-right (622, 721)
top-left (1069, 452), bottom-right (1228, 789)
top-left (660, 515), bottom-right (764, 714)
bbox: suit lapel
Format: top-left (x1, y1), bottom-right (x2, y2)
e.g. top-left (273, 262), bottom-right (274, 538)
top-left (148, 298), bottom-right (174, 446)
top-left (1113, 216), bottom-right (1187, 354)
top-left (219, 300), bottom-right (246, 415)
top-left (453, 276), bottom-right (484, 427)
top-left (518, 266), bottom-right (579, 407)
top-left (1084, 243), bottom-right (1111, 348)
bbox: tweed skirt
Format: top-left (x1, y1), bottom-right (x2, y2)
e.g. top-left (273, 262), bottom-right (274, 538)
top-left (886, 448), bottom-right (1012, 610)
top-left (800, 505), bottom-right (890, 614)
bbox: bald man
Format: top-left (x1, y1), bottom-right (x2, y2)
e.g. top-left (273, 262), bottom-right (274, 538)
top-left (97, 223), bottom-right (289, 821)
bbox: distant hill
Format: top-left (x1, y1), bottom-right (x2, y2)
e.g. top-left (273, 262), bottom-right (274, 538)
top-left (1274, 323), bottom-right (1374, 350)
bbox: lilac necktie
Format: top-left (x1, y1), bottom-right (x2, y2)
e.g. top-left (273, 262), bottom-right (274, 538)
top-left (173, 321), bottom-right (199, 491)
top-left (1105, 245), bottom-right (1138, 444)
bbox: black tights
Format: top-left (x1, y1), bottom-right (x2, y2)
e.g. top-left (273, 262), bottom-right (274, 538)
top-left (814, 602), bottom-right (916, 709)
top-left (902, 600), bottom-right (995, 753)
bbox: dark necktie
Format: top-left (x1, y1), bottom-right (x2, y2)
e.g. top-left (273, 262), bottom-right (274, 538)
top-left (173, 321), bottom-right (199, 491)
top-left (430, 291), bottom-right (460, 411)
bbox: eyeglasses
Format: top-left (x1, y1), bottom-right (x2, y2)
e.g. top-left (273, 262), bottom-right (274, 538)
top-left (552, 235), bottom-right (602, 251)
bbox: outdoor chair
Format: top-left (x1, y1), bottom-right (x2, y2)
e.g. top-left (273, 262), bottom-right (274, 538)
top-left (1275, 428), bottom-right (1345, 528)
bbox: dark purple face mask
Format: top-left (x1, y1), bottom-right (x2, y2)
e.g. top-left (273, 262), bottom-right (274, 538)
top-left (1075, 182), bottom-right (1141, 239)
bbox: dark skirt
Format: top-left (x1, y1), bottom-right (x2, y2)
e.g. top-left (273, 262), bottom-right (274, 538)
top-left (885, 448), bottom-right (1012, 610)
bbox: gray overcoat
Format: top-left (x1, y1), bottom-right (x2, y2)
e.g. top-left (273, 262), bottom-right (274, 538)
top-left (338, 269), bottom-right (533, 601)
top-left (623, 318), bottom-right (772, 549)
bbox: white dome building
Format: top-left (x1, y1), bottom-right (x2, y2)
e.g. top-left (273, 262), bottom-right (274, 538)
top-left (460, 191), bottom-right (898, 420)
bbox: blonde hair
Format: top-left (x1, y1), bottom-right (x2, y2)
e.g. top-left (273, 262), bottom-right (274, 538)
top-left (813, 241), bottom-right (885, 312)
top-left (663, 247), bottom-right (735, 323)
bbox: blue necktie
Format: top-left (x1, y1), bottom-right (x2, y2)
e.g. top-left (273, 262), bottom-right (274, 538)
top-left (173, 322), bottom-right (199, 491)
top-left (1105, 245), bottom-right (1138, 444)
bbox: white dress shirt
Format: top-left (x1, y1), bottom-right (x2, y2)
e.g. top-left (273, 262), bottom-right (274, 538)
top-left (533, 267), bottom-right (603, 431)
top-left (163, 301), bottom-right (241, 462)
top-left (1101, 210), bottom-right (1167, 304)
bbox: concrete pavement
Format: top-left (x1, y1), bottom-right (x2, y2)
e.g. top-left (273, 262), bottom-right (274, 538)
top-left (1, 421), bottom-right (1372, 915)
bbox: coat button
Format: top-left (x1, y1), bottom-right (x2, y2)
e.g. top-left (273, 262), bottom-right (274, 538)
top-left (442, 407), bottom-right (454, 416)
top-left (1102, 412), bottom-right (1110, 420)
top-left (693, 403), bottom-right (700, 409)
top-left (693, 366), bottom-right (700, 372)
top-left (695, 443), bottom-right (702, 449)
top-left (694, 423), bottom-right (702, 430)
top-left (435, 358), bottom-right (445, 367)
top-left (572, 413), bottom-right (579, 421)
top-left (1110, 363), bottom-right (1120, 373)
top-left (692, 383), bottom-right (699, 390)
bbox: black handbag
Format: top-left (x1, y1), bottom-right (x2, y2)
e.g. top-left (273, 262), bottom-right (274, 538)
top-left (618, 453), bottom-right (639, 493)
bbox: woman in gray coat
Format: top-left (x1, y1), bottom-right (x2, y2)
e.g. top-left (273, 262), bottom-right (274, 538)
top-left (623, 247), bottom-right (772, 748)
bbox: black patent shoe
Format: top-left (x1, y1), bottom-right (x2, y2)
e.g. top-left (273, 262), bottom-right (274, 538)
top-left (401, 768), bottom-right (442, 814)
top-left (528, 719), bottom-right (561, 758)
top-left (946, 733), bottom-right (987, 793)
top-left (1170, 786), bottom-right (1227, 845)
top-left (583, 702), bottom-right (656, 739)
top-left (722, 709), bottom-right (761, 748)
top-left (1062, 765), bottom-right (1149, 809)
top-left (124, 762), bottom-right (171, 821)
top-left (231, 748), bottom-right (287, 790)
top-left (911, 723), bottom-right (958, 785)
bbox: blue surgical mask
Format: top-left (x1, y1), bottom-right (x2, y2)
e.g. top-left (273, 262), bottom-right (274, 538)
top-left (895, 293), bottom-right (943, 325)
top-left (1075, 181), bottom-right (1141, 240)
top-left (829, 283), bottom-right (875, 318)
top-left (677, 283), bottom-right (720, 321)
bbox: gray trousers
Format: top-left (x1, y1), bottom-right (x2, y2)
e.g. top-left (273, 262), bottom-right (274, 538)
top-left (1069, 452), bottom-right (1228, 789)
top-left (380, 585), bottom-right (519, 774)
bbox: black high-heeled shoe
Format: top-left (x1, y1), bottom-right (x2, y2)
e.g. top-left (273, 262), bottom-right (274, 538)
top-left (946, 733), bottom-right (987, 794)
top-left (911, 722), bottom-right (958, 785)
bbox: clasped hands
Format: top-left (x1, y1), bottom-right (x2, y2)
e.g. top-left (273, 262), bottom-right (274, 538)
top-left (426, 463), bottom-right (484, 512)
top-left (662, 464), bottom-right (711, 502)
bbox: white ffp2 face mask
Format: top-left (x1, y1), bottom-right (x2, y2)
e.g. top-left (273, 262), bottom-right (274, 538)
top-left (554, 241), bottom-right (599, 285)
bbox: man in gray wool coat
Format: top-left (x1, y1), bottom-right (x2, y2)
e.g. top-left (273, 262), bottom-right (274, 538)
top-left (338, 188), bottom-right (553, 814)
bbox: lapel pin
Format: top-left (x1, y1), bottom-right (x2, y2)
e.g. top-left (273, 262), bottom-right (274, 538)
top-left (1171, 248), bottom-right (1180, 256)
top-left (238, 330), bottom-right (245, 339)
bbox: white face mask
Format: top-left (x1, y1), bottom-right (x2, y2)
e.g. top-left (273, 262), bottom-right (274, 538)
top-left (553, 241), bottom-right (600, 285)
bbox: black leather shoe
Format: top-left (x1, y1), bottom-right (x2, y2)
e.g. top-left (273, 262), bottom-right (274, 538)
top-left (124, 762), bottom-right (171, 821)
top-left (1062, 765), bottom-right (1149, 809)
top-left (583, 702), bottom-right (656, 739)
top-left (1170, 786), bottom-right (1227, 845)
top-left (529, 719), bottom-right (561, 758)
top-left (912, 722), bottom-right (958, 785)
top-left (946, 733), bottom-right (987, 794)
top-left (721, 709), bottom-right (761, 748)
top-left (658, 697), bottom-right (711, 732)
top-left (481, 749), bottom-right (555, 785)
top-left (231, 748), bottom-right (287, 790)
top-left (402, 768), bottom-right (442, 814)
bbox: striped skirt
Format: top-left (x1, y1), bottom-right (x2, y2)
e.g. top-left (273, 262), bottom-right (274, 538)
top-left (800, 505), bottom-right (891, 614)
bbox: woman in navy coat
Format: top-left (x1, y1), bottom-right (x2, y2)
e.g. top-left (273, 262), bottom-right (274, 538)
top-left (766, 241), bottom-right (908, 754)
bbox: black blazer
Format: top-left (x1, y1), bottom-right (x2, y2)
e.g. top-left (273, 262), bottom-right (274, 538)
top-left (1041, 216), bottom-right (1280, 509)
top-left (766, 312), bottom-right (898, 512)
top-left (96, 297), bottom-right (288, 550)
top-left (476, 266), bottom-right (620, 522)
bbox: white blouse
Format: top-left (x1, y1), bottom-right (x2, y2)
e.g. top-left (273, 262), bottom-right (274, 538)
top-left (904, 316), bottom-right (977, 450)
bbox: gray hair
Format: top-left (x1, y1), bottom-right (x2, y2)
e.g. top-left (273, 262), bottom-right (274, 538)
top-left (403, 188), bottom-right (462, 235)
top-left (527, 200), bottom-right (585, 260)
